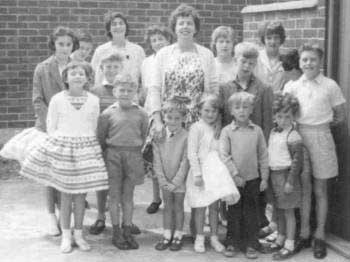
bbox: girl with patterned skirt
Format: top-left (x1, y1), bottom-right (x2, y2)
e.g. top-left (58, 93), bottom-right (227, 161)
top-left (20, 61), bottom-right (108, 253)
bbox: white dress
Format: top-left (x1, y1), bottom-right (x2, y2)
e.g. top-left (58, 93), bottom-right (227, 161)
top-left (20, 91), bottom-right (109, 194)
top-left (186, 120), bottom-right (240, 208)
top-left (0, 127), bottom-right (47, 164)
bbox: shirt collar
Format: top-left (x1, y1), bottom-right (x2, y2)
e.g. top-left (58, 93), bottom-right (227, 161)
top-left (300, 73), bottom-right (324, 84)
top-left (259, 49), bottom-right (283, 72)
top-left (102, 78), bottom-right (113, 87)
top-left (233, 74), bottom-right (256, 91)
top-left (166, 127), bottom-right (178, 138)
top-left (230, 120), bottom-right (255, 130)
top-left (111, 101), bottom-right (139, 109)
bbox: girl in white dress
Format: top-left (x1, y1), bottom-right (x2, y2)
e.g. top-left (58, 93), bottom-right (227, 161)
top-left (187, 95), bottom-right (240, 253)
top-left (20, 61), bottom-right (109, 253)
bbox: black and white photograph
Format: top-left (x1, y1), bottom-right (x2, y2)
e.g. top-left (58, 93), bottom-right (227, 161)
top-left (0, 0), bottom-right (349, 261)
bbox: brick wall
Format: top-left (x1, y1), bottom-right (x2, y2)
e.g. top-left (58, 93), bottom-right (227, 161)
top-left (0, 0), bottom-right (245, 128)
top-left (242, 0), bottom-right (326, 50)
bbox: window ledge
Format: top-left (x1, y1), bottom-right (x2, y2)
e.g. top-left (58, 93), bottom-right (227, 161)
top-left (241, 0), bottom-right (319, 14)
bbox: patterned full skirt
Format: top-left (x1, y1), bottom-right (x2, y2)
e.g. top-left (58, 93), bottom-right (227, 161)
top-left (20, 135), bottom-right (109, 194)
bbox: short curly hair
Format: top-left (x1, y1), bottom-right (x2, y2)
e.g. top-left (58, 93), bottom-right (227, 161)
top-left (210, 26), bottom-right (236, 56)
top-left (48, 26), bottom-right (79, 52)
top-left (144, 24), bottom-right (174, 54)
top-left (272, 92), bottom-right (299, 116)
top-left (259, 21), bottom-right (286, 45)
top-left (298, 43), bottom-right (324, 60)
top-left (75, 29), bottom-right (93, 44)
top-left (198, 94), bottom-right (222, 111)
top-left (61, 61), bottom-right (93, 90)
top-left (104, 11), bottom-right (129, 39)
top-left (169, 4), bottom-right (200, 37)
top-left (162, 97), bottom-right (188, 117)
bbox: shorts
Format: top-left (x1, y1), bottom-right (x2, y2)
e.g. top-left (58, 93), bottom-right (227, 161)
top-left (105, 146), bottom-right (145, 192)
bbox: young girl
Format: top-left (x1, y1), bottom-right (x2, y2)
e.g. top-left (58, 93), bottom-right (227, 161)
top-left (211, 26), bottom-right (237, 85)
top-left (20, 61), bottom-right (109, 253)
top-left (141, 24), bottom-right (173, 214)
top-left (0, 27), bottom-right (79, 237)
top-left (284, 44), bottom-right (346, 259)
top-left (187, 95), bottom-right (240, 253)
top-left (268, 93), bottom-right (302, 260)
top-left (255, 22), bottom-right (286, 93)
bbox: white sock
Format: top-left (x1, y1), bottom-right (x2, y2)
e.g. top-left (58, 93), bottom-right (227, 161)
top-left (284, 239), bottom-right (295, 251)
top-left (196, 234), bottom-right (205, 241)
top-left (276, 234), bottom-right (286, 246)
top-left (173, 230), bottom-right (183, 239)
top-left (74, 229), bottom-right (83, 238)
top-left (163, 229), bottom-right (171, 239)
top-left (62, 229), bottom-right (71, 239)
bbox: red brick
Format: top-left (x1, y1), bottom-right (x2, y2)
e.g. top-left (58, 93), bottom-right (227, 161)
top-left (79, 1), bottom-right (98, 8)
top-left (18, 15), bottom-right (38, 22)
top-left (59, 1), bottom-right (78, 8)
top-left (8, 121), bottom-right (28, 128)
top-left (50, 8), bottom-right (70, 15)
top-left (72, 8), bottom-right (90, 15)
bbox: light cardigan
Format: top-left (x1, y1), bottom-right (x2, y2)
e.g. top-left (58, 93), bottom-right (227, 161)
top-left (46, 91), bottom-right (100, 137)
top-left (91, 40), bottom-right (146, 86)
top-left (148, 43), bottom-right (218, 115)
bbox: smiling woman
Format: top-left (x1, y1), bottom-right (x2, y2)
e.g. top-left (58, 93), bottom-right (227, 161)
top-left (91, 12), bottom-right (145, 88)
top-left (148, 4), bottom-right (217, 136)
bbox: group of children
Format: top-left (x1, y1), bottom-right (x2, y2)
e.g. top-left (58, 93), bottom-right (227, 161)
top-left (0, 8), bottom-right (346, 261)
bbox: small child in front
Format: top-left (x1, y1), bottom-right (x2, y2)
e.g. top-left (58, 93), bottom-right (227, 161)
top-left (153, 98), bottom-right (189, 252)
top-left (284, 43), bottom-right (346, 259)
top-left (97, 73), bottom-right (149, 250)
top-left (220, 91), bottom-right (269, 259)
top-left (268, 93), bottom-right (303, 260)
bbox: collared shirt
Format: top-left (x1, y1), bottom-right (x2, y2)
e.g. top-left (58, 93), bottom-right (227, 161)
top-left (218, 74), bottom-right (273, 139)
top-left (255, 49), bottom-right (285, 92)
top-left (97, 102), bottom-right (148, 150)
top-left (219, 120), bottom-right (269, 182)
top-left (284, 73), bottom-right (346, 125)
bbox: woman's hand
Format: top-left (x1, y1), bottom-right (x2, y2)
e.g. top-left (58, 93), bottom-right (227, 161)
top-left (194, 176), bottom-right (204, 187)
top-left (150, 113), bottom-right (164, 141)
top-left (259, 179), bottom-right (268, 192)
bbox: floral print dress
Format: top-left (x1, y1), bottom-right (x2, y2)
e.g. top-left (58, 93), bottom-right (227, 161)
top-left (163, 52), bottom-right (205, 127)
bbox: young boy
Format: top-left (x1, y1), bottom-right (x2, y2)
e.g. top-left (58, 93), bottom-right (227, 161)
top-left (97, 73), bottom-right (148, 250)
top-left (71, 30), bottom-right (94, 62)
top-left (284, 44), bottom-right (346, 259)
top-left (218, 41), bottom-right (274, 237)
top-left (153, 98), bottom-right (189, 251)
top-left (220, 91), bottom-right (270, 259)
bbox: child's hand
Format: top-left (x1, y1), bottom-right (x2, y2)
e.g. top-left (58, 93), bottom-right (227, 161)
top-left (194, 176), bottom-right (204, 187)
top-left (233, 176), bottom-right (245, 187)
top-left (284, 182), bottom-right (293, 194)
top-left (259, 180), bottom-right (268, 192)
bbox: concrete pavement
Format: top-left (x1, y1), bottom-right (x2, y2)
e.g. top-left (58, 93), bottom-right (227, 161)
top-left (0, 175), bottom-right (348, 262)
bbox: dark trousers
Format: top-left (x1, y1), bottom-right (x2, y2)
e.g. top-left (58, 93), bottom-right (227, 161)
top-left (226, 178), bottom-right (260, 250)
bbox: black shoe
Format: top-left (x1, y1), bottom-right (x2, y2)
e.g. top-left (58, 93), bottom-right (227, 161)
top-left (294, 237), bottom-right (312, 253)
top-left (112, 226), bottom-right (130, 250)
top-left (155, 237), bottom-right (172, 251)
top-left (123, 225), bottom-right (139, 249)
top-left (146, 201), bottom-right (162, 214)
top-left (313, 238), bottom-right (327, 259)
top-left (169, 237), bottom-right (183, 251)
top-left (89, 219), bottom-right (106, 235)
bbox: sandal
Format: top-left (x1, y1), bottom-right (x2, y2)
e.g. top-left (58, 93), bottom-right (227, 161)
top-left (89, 219), bottom-right (106, 235)
top-left (155, 237), bottom-right (172, 251)
top-left (224, 245), bottom-right (239, 257)
top-left (272, 247), bottom-right (294, 260)
top-left (169, 237), bottom-right (183, 251)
